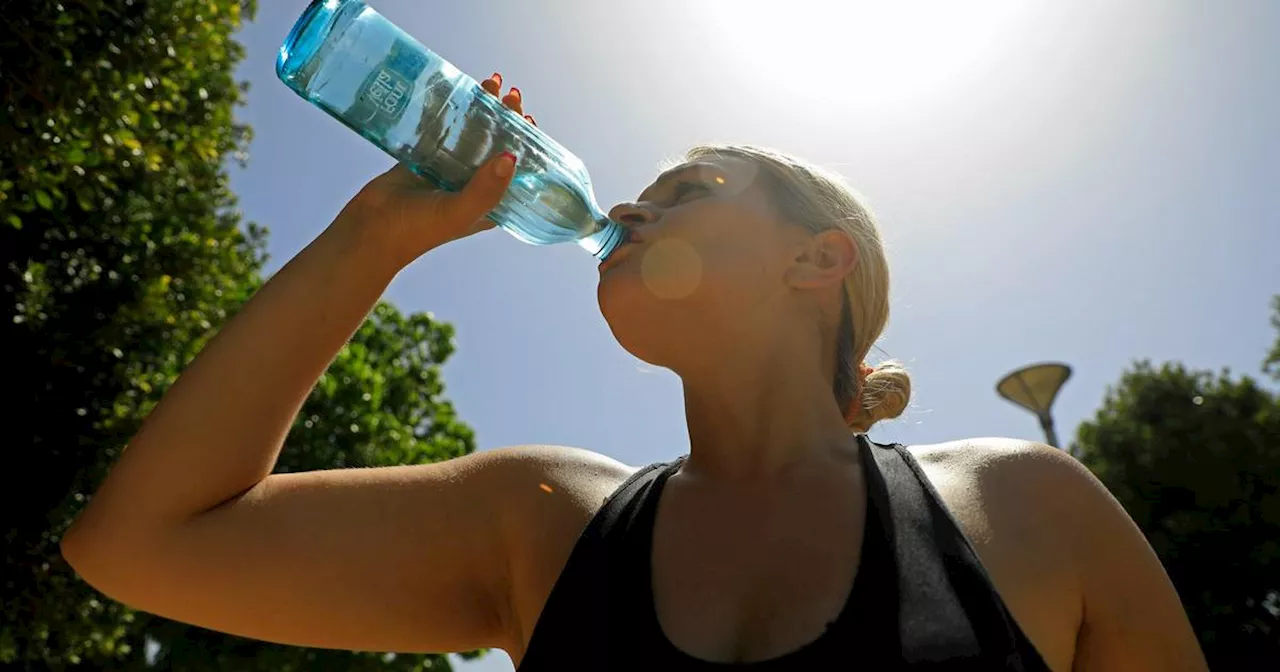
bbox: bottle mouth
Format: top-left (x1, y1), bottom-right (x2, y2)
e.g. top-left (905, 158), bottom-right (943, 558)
top-left (276, 0), bottom-right (337, 80)
top-left (581, 218), bottom-right (628, 259)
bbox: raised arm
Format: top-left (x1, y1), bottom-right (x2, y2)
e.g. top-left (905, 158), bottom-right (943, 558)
top-left (60, 141), bottom-right (535, 653)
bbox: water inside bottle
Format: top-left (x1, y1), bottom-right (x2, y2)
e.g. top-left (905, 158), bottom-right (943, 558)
top-left (278, 2), bottom-right (624, 257)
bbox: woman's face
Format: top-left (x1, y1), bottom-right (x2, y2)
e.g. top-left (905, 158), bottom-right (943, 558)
top-left (597, 156), bottom-right (811, 369)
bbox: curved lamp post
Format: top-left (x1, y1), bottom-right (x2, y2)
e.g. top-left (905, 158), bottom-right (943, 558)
top-left (996, 362), bottom-right (1072, 448)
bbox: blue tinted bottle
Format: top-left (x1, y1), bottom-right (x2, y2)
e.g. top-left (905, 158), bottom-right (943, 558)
top-left (276, 0), bottom-right (625, 259)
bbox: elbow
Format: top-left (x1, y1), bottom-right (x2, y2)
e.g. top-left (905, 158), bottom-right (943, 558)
top-left (60, 520), bottom-right (106, 585)
top-left (60, 534), bottom-right (131, 614)
top-left (61, 518), bottom-right (175, 617)
top-left (60, 513), bottom-right (130, 594)
top-left (60, 524), bottom-right (143, 610)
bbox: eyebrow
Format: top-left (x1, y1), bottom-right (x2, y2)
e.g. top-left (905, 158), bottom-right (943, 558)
top-left (637, 162), bottom-right (717, 202)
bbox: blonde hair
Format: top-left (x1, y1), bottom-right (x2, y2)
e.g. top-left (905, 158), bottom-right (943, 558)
top-left (684, 145), bottom-right (910, 433)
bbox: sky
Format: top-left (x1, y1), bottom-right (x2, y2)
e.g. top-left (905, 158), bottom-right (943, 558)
top-left (230, 2), bottom-right (1279, 670)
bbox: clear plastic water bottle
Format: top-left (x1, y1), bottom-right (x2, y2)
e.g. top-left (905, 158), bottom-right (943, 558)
top-left (276, 0), bottom-right (625, 259)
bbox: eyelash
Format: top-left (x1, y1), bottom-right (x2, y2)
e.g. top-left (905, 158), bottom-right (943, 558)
top-left (671, 181), bottom-right (709, 204)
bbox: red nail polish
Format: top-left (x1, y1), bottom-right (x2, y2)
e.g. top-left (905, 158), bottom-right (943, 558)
top-left (495, 152), bottom-right (517, 177)
top-left (510, 87), bottom-right (521, 98)
top-left (491, 72), bottom-right (502, 85)
top-left (525, 114), bottom-right (536, 124)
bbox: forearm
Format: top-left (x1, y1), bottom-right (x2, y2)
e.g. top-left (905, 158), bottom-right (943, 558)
top-left (69, 215), bottom-right (400, 536)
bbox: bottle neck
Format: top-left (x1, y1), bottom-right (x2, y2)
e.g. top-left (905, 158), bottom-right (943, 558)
top-left (580, 204), bottom-right (626, 259)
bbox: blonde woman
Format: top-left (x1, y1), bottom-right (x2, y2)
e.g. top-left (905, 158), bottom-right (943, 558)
top-left (63, 77), bottom-right (1205, 670)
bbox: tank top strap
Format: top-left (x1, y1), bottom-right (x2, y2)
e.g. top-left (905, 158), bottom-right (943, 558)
top-left (862, 437), bottom-right (1047, 669)
top-left (516, 457), bottom-right (677, 670)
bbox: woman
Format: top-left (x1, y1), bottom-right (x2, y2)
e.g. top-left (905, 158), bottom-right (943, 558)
top-left (63, 76), bottom-right (1205, 670)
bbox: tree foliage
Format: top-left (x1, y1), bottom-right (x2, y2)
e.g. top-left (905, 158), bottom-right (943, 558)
top-left (1073, 355), bottom-right (1280, 669)
top-left (2, 2), bottom-right (485, 669)
top-left (1264, 295), bottom-right (1280, 381)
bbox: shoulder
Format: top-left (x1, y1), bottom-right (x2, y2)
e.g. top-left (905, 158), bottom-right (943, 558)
top-left (481, 445), bottom-right (641, 658)
top-left (906, 439), bottom-right (1207, 669)
top-left (481, 444), bottom-right (641, 553)
top-left (905, 437), bottom-right (1103, 557)
top-left (483, 444), bottom-right (640, 497)
top-left (902, 438), bottom-right (1097, 669)
top-left (903, 438), bottom-right (1206, 670)
top-left (908, 436), bottom-right (1083, 478)
top-left (906, 437), bottom-right (1095, 517)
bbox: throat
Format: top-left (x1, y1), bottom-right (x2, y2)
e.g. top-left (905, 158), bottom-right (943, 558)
top-left (678, 357), bottom-right (858, 483)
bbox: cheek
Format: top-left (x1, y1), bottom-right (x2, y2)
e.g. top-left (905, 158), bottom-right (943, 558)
top-left (644, 204), bottom-right (768, 294)
top-left (638, 238), bottom-right (704, 300)
top-left (599, 201), bottom-right (776, 307)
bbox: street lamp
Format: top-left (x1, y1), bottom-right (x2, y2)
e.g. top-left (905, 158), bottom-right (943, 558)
top-left (996, 362), bottom-right (1072, 448)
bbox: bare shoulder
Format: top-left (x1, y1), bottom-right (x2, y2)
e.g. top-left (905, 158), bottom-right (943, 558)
top-left (905, 438), bottom-right (1092, 670)
top-left (904, 438), bottom-right (1205, 670)
top-left (486, 445), bottom-right (640, 660)
top-left (905, 436), bottom-right (1097, 569)
top-left (906, 437), bottom-right (1121, 554)
top-left (485, 443), bottom-right (639, 518)
top-left (908, 436), bottom-right (1083, 477)
top-left (484, 444), bottom-right (638, 559)
top-left (907, 437), bottom-right (1101, 526)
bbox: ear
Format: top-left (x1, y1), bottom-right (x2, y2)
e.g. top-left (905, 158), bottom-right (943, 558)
top-left (785, 229), bottom-right (858, 290)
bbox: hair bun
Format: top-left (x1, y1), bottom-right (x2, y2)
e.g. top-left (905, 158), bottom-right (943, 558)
top-left (847, 361), bottom-right (911, 433)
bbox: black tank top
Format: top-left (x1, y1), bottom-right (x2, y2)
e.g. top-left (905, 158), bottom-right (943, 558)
top-left (516, 436), bottom-right (1050, 670)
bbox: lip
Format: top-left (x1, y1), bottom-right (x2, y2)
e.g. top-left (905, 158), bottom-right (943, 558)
top-left (598, 235), bottom-right (642, 273)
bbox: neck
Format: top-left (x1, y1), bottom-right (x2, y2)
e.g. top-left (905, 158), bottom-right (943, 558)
top-left (677, 337), bottom-right (858, 485)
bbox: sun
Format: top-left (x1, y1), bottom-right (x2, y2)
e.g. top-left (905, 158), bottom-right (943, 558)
top-left (691, 1), bottom-right (1030, 115)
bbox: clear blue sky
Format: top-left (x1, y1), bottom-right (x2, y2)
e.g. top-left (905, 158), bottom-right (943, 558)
top-left (231, 2), bottom-right (1278, 669)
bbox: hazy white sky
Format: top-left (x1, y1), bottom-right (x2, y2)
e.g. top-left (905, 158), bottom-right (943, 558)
top-left (232, 2), bottom-right (1278, 669)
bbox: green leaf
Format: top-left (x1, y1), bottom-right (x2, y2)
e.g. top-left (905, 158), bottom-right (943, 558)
top-left (75, 187), bottom-right (95, 211)
top-left (34, 189), bottom-right (54, 210)
top-left (5, 213), bottom-right (20, 229)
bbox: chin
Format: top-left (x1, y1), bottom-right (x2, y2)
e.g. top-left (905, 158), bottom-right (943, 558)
top-left (598, 237), bottom-right (728, 366)
top-left (598, 268), bottom-right (696, 368)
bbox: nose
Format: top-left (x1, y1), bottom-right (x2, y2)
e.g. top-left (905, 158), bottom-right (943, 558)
top-left (608, 201), bottom-right (657, 227)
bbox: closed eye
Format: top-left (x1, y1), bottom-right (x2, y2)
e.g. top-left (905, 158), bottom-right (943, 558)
top-left (671, 181), bottom-right (710, 205)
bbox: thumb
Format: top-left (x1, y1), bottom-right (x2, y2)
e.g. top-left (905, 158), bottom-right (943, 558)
top-left (444, 151), bottom-right (517, 226)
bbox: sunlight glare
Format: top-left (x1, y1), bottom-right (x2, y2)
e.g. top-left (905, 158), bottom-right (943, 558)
top-left (694, 1), bottom-right (1030, 114)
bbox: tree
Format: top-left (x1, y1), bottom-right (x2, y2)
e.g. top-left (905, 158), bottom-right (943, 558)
top-left (2, 1), bottom-right (264, 665)
top-left (2, 2), bottom-right (488, 669)
top-left (1264, 295), bottom-right (1280, 381)
top-left (1073, 349), bottom-right (1280, 667)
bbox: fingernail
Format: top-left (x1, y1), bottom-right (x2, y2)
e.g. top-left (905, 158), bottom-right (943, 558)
top-left (495, 152), bottom-right (517, 177)
top-left (491, 72), bottom-right (502, 85)
top-left (525, 114), bottom-right (536, 125)
top-left (509, 87), bottom-right (521, 98)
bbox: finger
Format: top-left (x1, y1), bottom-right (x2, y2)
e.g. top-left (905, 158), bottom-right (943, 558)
top-left (373, 162), bottom-right (420, 188)
top-left (376, 162), bottom-right (406, 179)
top-left (524, 114), bottom-right (537, 127)
top-left (502, 87), bottom-right (524, 116)
top-left (444, 151), bottom-right (517, 225)
top-left (468, 216), bottom-right (499, 234)
top-left (480, 72), bottom-right (501, 96)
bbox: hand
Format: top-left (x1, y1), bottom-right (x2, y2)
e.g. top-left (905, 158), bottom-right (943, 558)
top-left (334, 73), bottom-right (538, 271)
